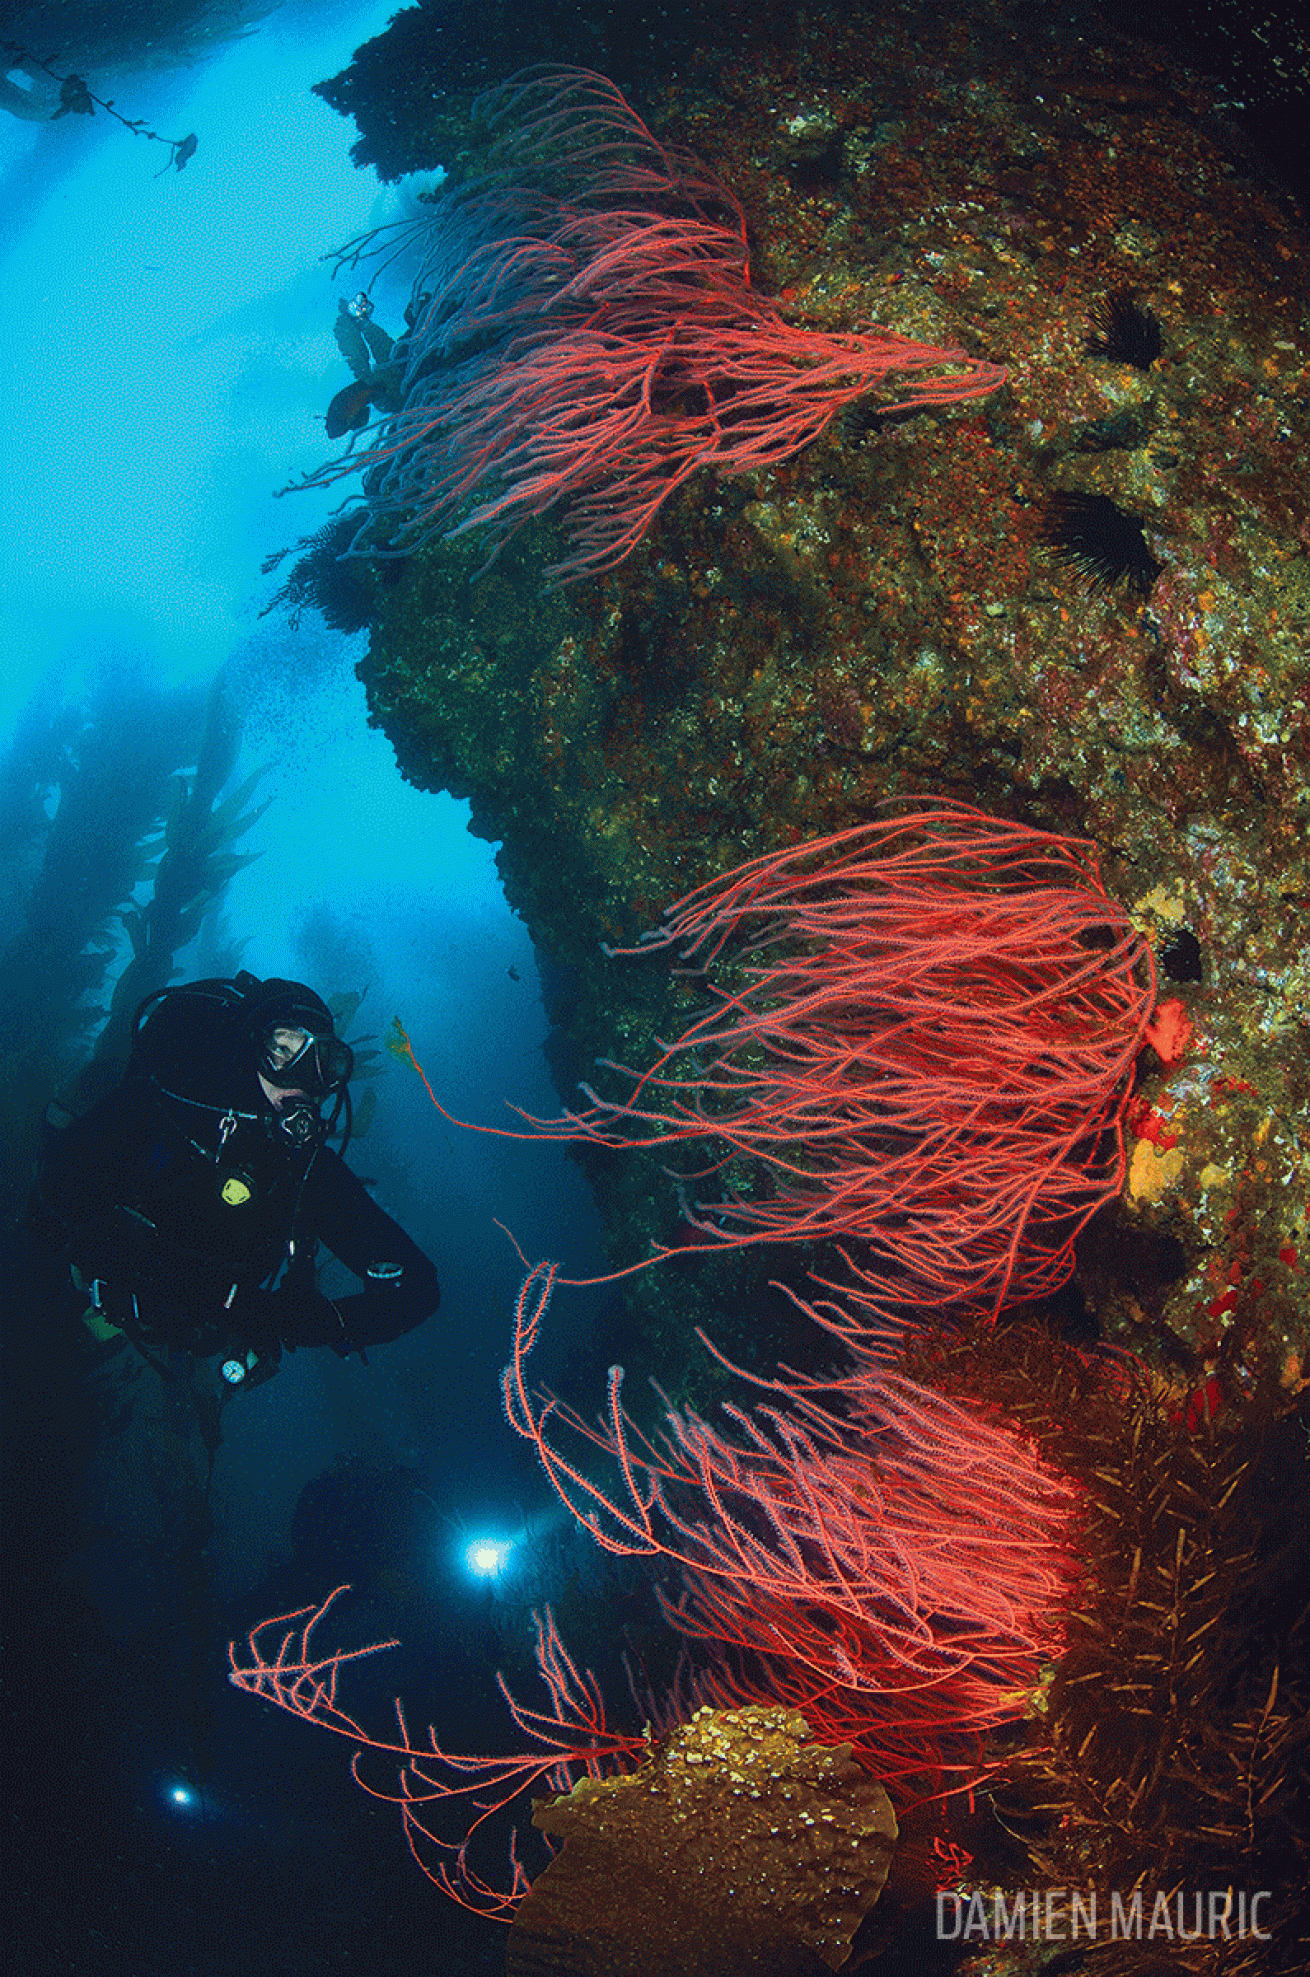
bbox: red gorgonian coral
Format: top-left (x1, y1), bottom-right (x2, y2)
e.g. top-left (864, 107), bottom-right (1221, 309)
top-left (501, 1261), bottom-right (1082, 1800)
top-left (524, 802), bottom-right (1157, 1323)
top-left (230, 1261), bottom-right (1086, 1917)
top-left (298, 66), bottom-right (1006, 582)
top-left (228, 1587), bottom-right (649, 1917)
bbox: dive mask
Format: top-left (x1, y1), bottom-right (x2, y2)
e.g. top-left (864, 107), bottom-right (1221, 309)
top-left (255, 1000), bottom-right (353, 1099)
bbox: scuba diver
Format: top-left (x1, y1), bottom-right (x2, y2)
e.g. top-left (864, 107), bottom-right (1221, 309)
top-left (156, 132), bottom-right (198, 175)
top-left (29, 974), bottom-right (439, 1391)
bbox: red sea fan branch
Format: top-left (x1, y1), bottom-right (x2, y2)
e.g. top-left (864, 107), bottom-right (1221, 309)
top-left (294, 66), bottom-right (1005, 582)
top-left (231, 1271), bottom-right (1092, 1913)
top-left (228, 1588), bottom-right (647, 1918)
top-left (522, 802), bottom-right (1155, 1321)
top-left (502, 1262), bottom-right (1081, 1799)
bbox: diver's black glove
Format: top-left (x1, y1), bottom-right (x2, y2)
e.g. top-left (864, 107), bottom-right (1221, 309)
top-left (261, 1285), bottom-right (352, 1351)
top-left (271, 1287), bottom-right (423, 1355)
top-left (312, 1286), bottom-right (428, 1353)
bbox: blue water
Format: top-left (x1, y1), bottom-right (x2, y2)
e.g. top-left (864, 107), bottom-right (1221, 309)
top-left (1, 10), bottom-right (605, 1969)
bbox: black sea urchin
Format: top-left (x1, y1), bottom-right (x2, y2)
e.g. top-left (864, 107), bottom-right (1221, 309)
top-left (1042, 490), bottom-right (1162, 598)
top-left (1086, 287), bottom-right (1163, 370)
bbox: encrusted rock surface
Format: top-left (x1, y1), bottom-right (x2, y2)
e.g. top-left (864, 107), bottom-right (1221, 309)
top-left (332, 0), bottom-right (1306, 1376)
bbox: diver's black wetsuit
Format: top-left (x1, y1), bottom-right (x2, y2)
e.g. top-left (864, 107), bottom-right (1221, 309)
top-left (30, 984), bottom-right (439, 1366)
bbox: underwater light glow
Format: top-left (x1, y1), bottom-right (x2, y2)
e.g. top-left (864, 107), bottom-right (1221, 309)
top-left (465, 1537), bottom-right (512, 1579)
top-left (165, 1782), bottom-right (197, 1811)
